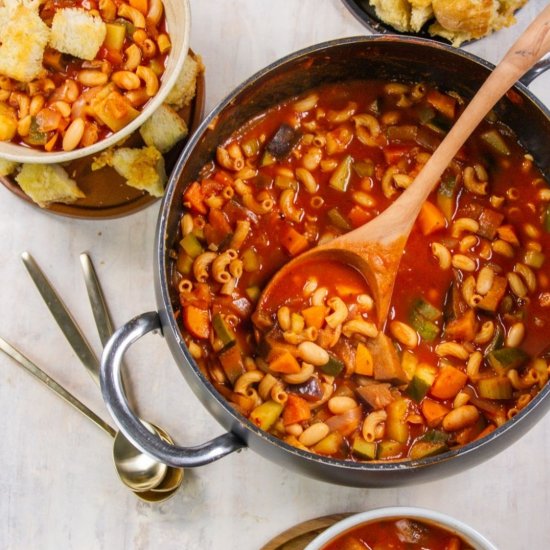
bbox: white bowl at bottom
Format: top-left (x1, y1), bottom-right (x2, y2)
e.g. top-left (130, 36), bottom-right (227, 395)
top-left (305, 506), bottom-right (498, 550)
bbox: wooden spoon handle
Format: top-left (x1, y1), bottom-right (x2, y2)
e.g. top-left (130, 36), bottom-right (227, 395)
top-left (360, 5), bottom-right (550, 243)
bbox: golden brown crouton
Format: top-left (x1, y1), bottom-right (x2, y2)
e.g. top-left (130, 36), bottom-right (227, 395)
top-left (15, 164), bottom-right (85, 207)
top-left (0, 5), bottom-right (50, 82)
top-left (139, 104), bottom-right (188, 154)
top-left (49, 8), bottom-right (107, 61)
top-left (0, 158), bottom-right (20, 176)
top-left (164, 54), bottom-right (204, 110)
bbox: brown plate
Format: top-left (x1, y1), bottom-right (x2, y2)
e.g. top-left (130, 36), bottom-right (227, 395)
top-left (0, 50), bottom-right (205, 219)
top-left (260, 514), bottom-right (353, 550)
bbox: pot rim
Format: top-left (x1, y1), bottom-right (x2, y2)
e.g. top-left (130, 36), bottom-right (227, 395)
top-left (157, 35), bottom-right (550, 473)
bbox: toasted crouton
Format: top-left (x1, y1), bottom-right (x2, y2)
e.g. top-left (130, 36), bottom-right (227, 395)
top-left (0, 5), bottom-right (50, 82)
top-left (50, 8), bottom-right (106, 61)
top-left (164, 54), bottom-right (204, 110)
top-left (409, 0), bottom-right (433, 31)
top-left (0, 158), bottom-right (20, 177)
top-left (139, 104), bottom-right (188, 154)
top-left (94, 146), bottom-right (167, 197)
top-left (15, 164), bottom-right (85, 207)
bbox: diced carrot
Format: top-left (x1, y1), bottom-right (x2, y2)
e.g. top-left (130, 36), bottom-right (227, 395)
top-left (104, 48), bottom-right (124, 66)
top-left (182, 305), bottom-right (210, 339)
top-left (444, 309), bottom-right (478, 341)
top-left (269, 351), bottom-right (301, 374)
top-left (183, 182), bottom-right (207, 214)
top-left (418, 200), bottom-right (447, 236)
top-left (348, 205), bottom-right (370, 228)
top-left (301, 305), bottom-right (327, 329)
top-left (280, 224), bottom-right (309, 256)
top-left (421, 399), bottom-right (450, 428)
top-left (282, 394), bottom-right (311, 426)
top-left (129, 0), bottom-right (148, 14)
top-left (383, 145), bottom-right (410, 165)
top-left (208, 207), bottom-right (232, 234)
top-left (213, 170), bottom-right (234, 187)
top-left (231, 392), bottom-right (256, 415)
top-left (430, 365), bottom-right (468, 400)
top-left (355, 343), bottom-right (374, 376)
top-left (427, 89), bottom-right (456, 119)
top-left (218, 345), bottom-right (245, 384)
top-left (474, 424), bottom-right (497, 441)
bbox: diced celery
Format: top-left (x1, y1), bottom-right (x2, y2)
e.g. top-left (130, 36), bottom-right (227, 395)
top-left (180, 233), bottom-right (203, 258)
top-left (386, 398), bottom-right (409, 443)
top-left (487, 347), bottom-right (529, 374)
top-left (329, 155), bottom-right (353, 192)
top-left (250, 401), bottom-right (283, 431)
top-left (481, 129), bottom-right (511, 156)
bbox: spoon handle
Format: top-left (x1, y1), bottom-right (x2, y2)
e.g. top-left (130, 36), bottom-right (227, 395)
top-left (21, 252), bottom-right (101, 386)
top-left (361, 6), bottom-right (550, 241)
top-left (0, 337), bottom-right (116, 438)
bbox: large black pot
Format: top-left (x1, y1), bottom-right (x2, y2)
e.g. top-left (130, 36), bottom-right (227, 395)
top-left (100, 36), bottom-right (550, 487)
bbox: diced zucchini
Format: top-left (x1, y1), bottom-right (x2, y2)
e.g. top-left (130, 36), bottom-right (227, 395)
top-left (484, 324), bottom-right (504, 356)
top-left (487, 347), bottom-right (529, 374)
top-left (245, 286), bottom-right (261, 302)
top-left (421, 429), bottom-right (448, 443)
top-left (411, 298), bottom-right (442, 321)
top-left (409, 310), bottom-right (439, 343)
top-left (242, 137), bottom-right (260, 157)
top-left (353, 160), bottom-right (374, 178)
top-left (241, 248), bottom-right (260, 272)
top-left (250, 401), bottom-right (283, 431)
top-left (313, 431), bottom-right (343, 455)
top-left (437, 174), bottom-right (459, 221)
top-left (104, 22), bottom-right (126, 51)
top-left (376, 440), bottom-right (404, 459)
top-left (386, 125), bottom-right (418, 142)
top-left (329, 155), bottom-right (353, 192)
top-left (27, 117), bottom-right (47, 146)
top-left (417, 105), bottom-right (436, 124)
top-left (212, 313), bottom-right (236, 349)
top-left (407, 363), bottom-right (437, 402)
top-left (477, 376), bottom-right (513, 400)
top-left (327, 207), bottom-right (351, 231)
top-left (409, 440), bottom-right (448, 459)
top-left (260, 151), bottom-right (276, 166)
top-left (180, 233), bottom-right (203, 258)
top-left (320, 355), bottom-right (345, 376)
top-left (481, 129), bottom-right (511, 156)
top-left (176, 254), bottom-right (193, 276)
top-left (401, 350), bottom-right (418, 381)
top-left (351, 435), bottom-right (377, 460)
top-left (386, 398), bottom-right (409, 443)
top-left (218, 344), bottom-right (245, 384)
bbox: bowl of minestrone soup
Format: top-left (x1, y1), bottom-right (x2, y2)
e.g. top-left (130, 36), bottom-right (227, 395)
top-left (306, 507), bottom-right (497, 549)
top-left (100, 36), bottom-right (550, 487)
top-left (0, 0), bottom-right (190, 164)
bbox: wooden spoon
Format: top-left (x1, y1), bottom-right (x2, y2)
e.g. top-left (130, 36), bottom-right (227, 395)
top-left (257, 6), bottom-right (550, 327)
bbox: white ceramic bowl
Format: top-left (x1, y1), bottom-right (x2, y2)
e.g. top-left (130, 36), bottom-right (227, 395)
top-left (305, 506), bottom-right (498, 550)
top-left (0, 0), bottom-right (190, 164)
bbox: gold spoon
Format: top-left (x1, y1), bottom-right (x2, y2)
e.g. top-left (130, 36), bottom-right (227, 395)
top-left (257, 6), bottom-right (550, 327)
top-left (21, 252), bottom-right (182, 499)
top-left (0, 337), bottom-right (177, 502)
top-left (79, 253), bottom-right (184, 495)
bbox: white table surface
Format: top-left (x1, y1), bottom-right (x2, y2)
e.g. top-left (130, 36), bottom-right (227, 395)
top-left (1, 1), bottom-right (549, 548)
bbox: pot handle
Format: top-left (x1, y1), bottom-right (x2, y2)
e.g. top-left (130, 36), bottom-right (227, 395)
top-left (100, 311), bottom-right (245, 468)
top-left (521, 56), bottom-right (550, 87)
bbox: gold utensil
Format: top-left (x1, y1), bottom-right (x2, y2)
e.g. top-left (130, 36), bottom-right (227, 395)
top-left (20, 251), bottom-right (179, 500)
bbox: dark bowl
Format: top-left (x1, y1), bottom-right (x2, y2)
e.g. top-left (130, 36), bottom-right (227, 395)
top-left (100, 36), bottom-right (550, 487)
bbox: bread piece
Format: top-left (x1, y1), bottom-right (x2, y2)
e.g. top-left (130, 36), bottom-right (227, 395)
top-left (431, 0), bottom-right (497, 37)
top-left (139, 104), bottom-right (188, 154)
top-left (15, 164), bottom-right (85, 207)
top-left (409, 0), bottom-right (433, 31)
top-left (164, 54), bottom-right (204, 110)
top-left (0, 158), bottom-right (20, 176)
top-left (93, 146), bottom-right (167, 197)
top-left (0, 5), bottom-right (50, 82)
top-left (369, 0), bottom-right (412, 32)
top-left (50, 8), bottom-right (106, 61)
